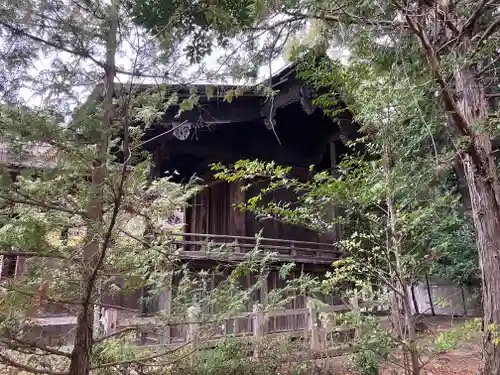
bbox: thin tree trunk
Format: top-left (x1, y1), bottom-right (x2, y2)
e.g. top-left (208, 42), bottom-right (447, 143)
top-left (454, 69), bottom-right (500, 375)
top-left (411, 284), bottom-right (419, 315)
top-left (387, 210), bottom-right (420, 375)
top-left (68, 2), bottom-right (118, 375)
top-left (425, 275), bottom-right (435, 316)
top-left (383, 128), bottom-right (420, 375)
top-left (461, 287), bottom-right (467, 317)
top-left (402, 281), bottom-right (420, 375)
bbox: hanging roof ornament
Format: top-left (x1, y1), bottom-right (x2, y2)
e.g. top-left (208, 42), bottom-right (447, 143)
top-left (173, 122), bottom-right (192, 140)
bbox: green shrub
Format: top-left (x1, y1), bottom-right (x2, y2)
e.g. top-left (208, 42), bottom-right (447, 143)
top-left (351, 351), bottom-right (380, 375)
top-left (342, 313), bottom-right (396, 375)
top-left (434, 318), bottom-right (481, 353)
top-left (169, 336), bottom-right (316, 375)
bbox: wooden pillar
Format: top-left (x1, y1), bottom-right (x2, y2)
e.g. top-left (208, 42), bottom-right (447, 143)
top-left (0, 254), bottom-right (18, 280)
top-left (14, 255), bottom-right (26, 278)
top-left (158, 271), bottom-right (173, 345)
top-left (306, 300), bottom-right (320, 350)
top-left (330, 141), bottom-right (343, 242)
top-left (253, 304), bottom-right (264, 358)
top-left (187, 305), bottom-right (200, 349)
top-left (318, 141), bottom-right (342, 243)
top-left (259, 274), bottom-right (269, 306)
top-left (350, 290), bottom-right (361, 338)
top-left (230, 181), bottom-right (246, 236)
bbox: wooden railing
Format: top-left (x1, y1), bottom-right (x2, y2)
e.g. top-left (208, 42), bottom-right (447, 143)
top-left (102, 300), bottom-right (365, 352)
top-left (170, 232), bottom-right (340, 264)
top-left (31, 300), bottom-right (390, 354)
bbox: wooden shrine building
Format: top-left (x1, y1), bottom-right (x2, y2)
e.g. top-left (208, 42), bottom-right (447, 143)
top-left (123, 64), bottom-right (362, 342)
top-left (0, 63), bottom-right (361, 345)
top-left (141, 64), bottom-right (359, 245)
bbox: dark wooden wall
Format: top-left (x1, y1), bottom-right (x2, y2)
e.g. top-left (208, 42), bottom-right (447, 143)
top-left (245, 181), bottom-right (319, 242)
top-left (184, 180), bottom-right (319, 243)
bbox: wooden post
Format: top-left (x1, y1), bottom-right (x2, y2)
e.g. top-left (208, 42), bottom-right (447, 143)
top-left (187, 306), bottom-right (200, 348)
top-left (101, 308), bottom-right (117, 337)
top-left (253, 304), bottom-right (264, 358)
top-left (306, 300), bottom-right (320, 350)
top-left (234, 238), bottom-right (241, 253)
top-left (290, 241), bottom-right (297, 257)
top-left (411, 284), bottom-right (420, 315)
top-left (350, 291), bottom-right (361, 338)
top-left (14, 255), bottom-right (26, 277)
top-left (230, 181), bottom-right (246, 236)
top-left (159, 271), bottom-right (173, 345)
top-left (461, 287), bottom-right (467, 316)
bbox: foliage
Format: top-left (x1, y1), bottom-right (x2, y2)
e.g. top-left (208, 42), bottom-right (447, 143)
top-left (427, 220), bottom-right (479, 287)
top-left (0, 100), bottom-right (306, 375)
top-left (211, 25), bottom-right (478, 373)
top-left (212, 158), bottom-right (476, 289)
top-left (128, 0), bottom-right (254, 65)
top-left (434, 318), bottom-right (482, 353)
top-left (168, 336), bottom-right (310, 375)
top-left (0, 3), bottom-right (310, 375)
top-left (334, 309), bottom-right (397, 375)
top-left (133, 0), bottom-right (492, 293)
top-left (130, 0), bottom-right (500, 370)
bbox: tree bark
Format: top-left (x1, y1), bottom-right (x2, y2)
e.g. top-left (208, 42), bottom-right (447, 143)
top-left (408, 16), bottom-right (500, 368)
top-left (68, 2), bottom-right (118, 375)
top-left (463, 146), bottom-right (500, 375)
top-left (455, 70), bottom-right (500, 375)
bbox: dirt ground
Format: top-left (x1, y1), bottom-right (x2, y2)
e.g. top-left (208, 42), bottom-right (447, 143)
top-left (318, 315), bottom-right (482, 375)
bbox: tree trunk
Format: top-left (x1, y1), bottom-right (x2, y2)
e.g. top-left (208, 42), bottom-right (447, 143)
top-left (69, 308), bottom-right (94, 375)
top-left (68, 2), bottom-right (118, 375)
top-left (455, 70), bottom-right (500, 375)
top-left (384, 133), bottom-right (420, 375)
top-left (463, 148), bottom-right (500, 375)
top-left (402, 281), bottom-right (420, 375)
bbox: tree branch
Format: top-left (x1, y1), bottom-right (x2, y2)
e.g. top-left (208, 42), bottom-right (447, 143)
top-left (1, 337), bottom-right (71, 358)
top-left (0, 251), bottom-right (70, 259)
top-left (0, 352), bottom-right (68, 375)
top-left (474, 16), bottom-right (500, 45)
top-left (7, 287), bottom-right (81, 307)
top-left (90, 342), bottom-right (189, 369)
top-left (476, 52), bottom-right (500, 77)
top-left (403, 14), bottom-right (471, 137)
top-left (92, 327), bottom-right (138, 343)
top-left (9, 286), bottom-right (143, 312)
top-left (461, 0), bottom-right (494, 34)
top-left (0, 192), bottom-right (87, 217)
top-left (311, 10), bottom-right (408, 29)
top-left (0, 21), bottom-right (104, 68)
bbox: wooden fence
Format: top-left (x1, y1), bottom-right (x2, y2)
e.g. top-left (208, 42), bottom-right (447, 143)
top-left (98, 299), bottom-right (371, 352)
top-left (29, 296), bottom-right (390, 357)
